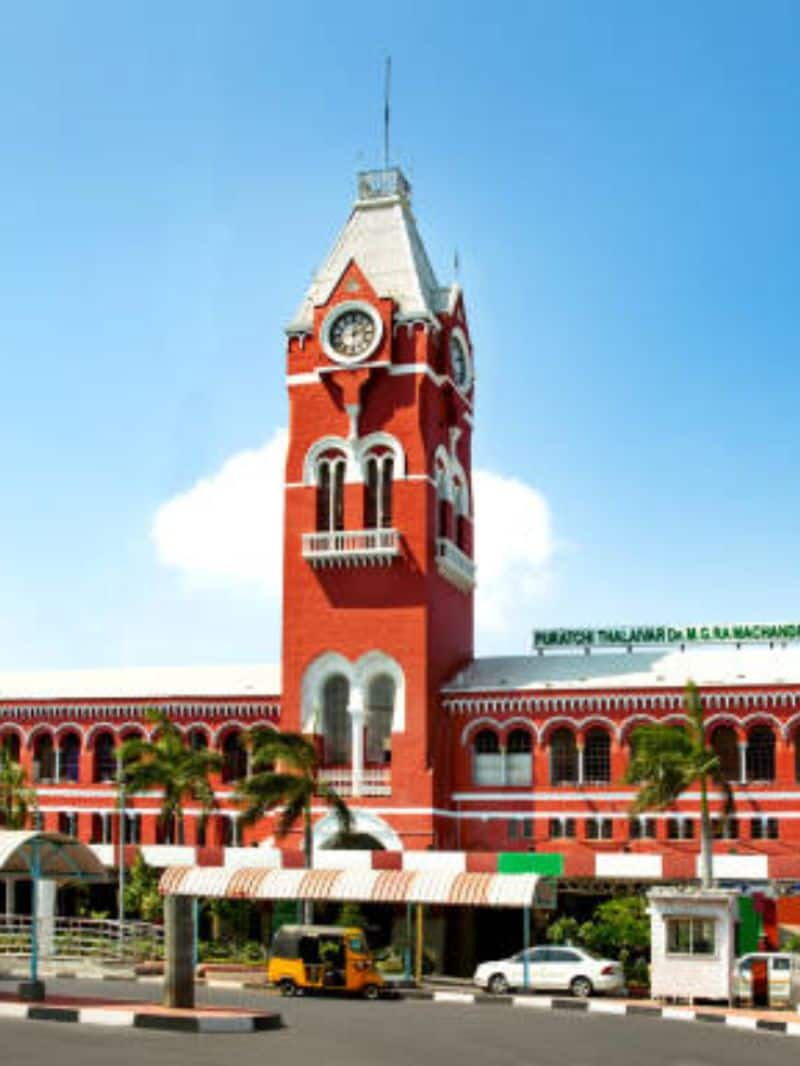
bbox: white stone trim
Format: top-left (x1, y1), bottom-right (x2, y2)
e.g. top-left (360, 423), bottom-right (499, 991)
top-left (313, 808), bottom-right (403, 851)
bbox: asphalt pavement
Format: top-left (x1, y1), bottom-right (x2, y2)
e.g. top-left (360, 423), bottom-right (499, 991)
top-left (2, 977), bottom-right (800, 1066)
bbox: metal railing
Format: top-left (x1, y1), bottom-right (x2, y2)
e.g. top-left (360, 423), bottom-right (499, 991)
top-left (0, 916), bottom-right (164, 962)
top-left (302, 529), bottom-right (400, 567)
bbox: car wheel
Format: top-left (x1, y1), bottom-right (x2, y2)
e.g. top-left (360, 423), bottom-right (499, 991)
top-left (570, 975), bottom-right (593, 999)
top-left (363, 983), bottom-right (381, 1001)
top-left (279, 978), bottom-right (297, 997)
top-left (488, 973), bottom-right (510, 995)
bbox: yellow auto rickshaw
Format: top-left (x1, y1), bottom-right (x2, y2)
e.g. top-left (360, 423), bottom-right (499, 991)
top-left (267, 924), bottom-right (385, 999)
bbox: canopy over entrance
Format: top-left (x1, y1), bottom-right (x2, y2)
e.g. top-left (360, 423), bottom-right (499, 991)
top-left (160, 865), bottom-right (555, 909)
top-left (0, 830), bottom-right (107, 883)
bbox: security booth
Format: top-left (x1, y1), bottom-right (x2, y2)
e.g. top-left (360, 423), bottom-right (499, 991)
top-left (160, 864), bottom-right (557, 1005)
top-left (648, 887), bottom-right (739, 1004)
top-left (0, 830), bottom-right (107, 1001)
top-left (733, 952), bottom-right (800, 1008)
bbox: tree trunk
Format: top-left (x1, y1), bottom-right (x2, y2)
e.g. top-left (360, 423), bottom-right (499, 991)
top-left (303, 798), bottom-right (313, 924)
top-left (177, 813), bottom-right (185, 846)
top-left (699, 772), bottom-right (713, 889)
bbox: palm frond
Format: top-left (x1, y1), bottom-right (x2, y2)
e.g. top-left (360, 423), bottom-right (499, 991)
top-left (316, 784), bottom-right (353, 838)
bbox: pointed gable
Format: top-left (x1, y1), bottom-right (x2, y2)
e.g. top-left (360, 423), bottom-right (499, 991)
top-left (287, 169), bottom-right (454, 332)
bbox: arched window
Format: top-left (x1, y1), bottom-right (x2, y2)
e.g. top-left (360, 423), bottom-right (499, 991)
top-left (746, 725), bottom-right (775, 782)
top-left (584, 728), bottom-right (611, 784)
top-left (795, 728), bottom-right (800, 783)
top-left (221, 730), bottom-right (247, 784)
top-left (364, 454), bottom-right (394, 530)
top-left (550, 728), bottom-right (578, 785)
top-left (506, 729), bottom-right (532, 786)
top-left (93, 732), bottom-right (117, 783)
top-left (710, 726), bottom-right (739, 780)
top-left (1, 733), bottom-right (20, 763)
top-left (59, 732), bottom-right (81, 783)
top-left (322, 675), bottom-right (351, 766)
top-left (365, 675), bottom-right (394, 765)
top-left (472, 729), bottom-right (502, 785)
top-left (188, 728), bottom-right (208, 751)
top-left (435, 462), bottom-right (450, 541)
top-left (316, 452), bottom-right (346, 532)
top-left (33, 733), bottom-right (55, 783)
top-left (453, 480), bottom-right (469, 552)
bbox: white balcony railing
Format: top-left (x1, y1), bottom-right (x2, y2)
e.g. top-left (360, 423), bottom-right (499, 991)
top-left (318, 768), bottom-right (392, 797)
top-left (436, 537), bottom-right (476, 592)
top-left (302, 529), bottom-right (400, 568)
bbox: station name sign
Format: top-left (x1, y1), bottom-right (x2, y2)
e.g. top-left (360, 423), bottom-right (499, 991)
top-left (532, 622), bottom-right (800, 651)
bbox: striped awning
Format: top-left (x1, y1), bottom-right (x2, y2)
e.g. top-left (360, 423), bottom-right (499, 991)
top-left (160, 865), bottom-right (554, 909)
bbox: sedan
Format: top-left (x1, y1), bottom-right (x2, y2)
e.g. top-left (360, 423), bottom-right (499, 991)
top-left (473, 945), bottom-right (625, 997)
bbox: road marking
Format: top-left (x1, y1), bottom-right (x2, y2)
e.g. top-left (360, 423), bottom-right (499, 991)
top-left (512, 996), bottom-right (552, 1009)
top-left (588, 1001), bottom-right (627, 1015)
top-left (433, 992), bottom-right (476, 1004)
top-left (79, 1009), bottom-right (136, 1027)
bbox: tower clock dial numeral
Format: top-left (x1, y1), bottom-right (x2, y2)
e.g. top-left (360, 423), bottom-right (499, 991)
top-left (449, 332), bottom-right (472, 392)
top-left (329, 309), bottom-right (376, 358)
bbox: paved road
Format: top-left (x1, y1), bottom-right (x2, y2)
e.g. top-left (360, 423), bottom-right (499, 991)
top-left (2, 978), bottom-right (799, 1066)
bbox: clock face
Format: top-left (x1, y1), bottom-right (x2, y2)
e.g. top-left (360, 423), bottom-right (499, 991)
top-left (329, 308), bottom-right (377, 359)
top-left (449, 332), bottom-right (471, 391)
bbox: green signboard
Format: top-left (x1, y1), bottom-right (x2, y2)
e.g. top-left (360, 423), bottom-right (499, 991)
top-left (532, 622), bottom-right (800, 651)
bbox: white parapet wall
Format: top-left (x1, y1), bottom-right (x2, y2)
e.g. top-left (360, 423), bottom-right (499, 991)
top-left (695, 854), bottom-right (768, 881)
top-left (595, 853), bottom-right (663, 879)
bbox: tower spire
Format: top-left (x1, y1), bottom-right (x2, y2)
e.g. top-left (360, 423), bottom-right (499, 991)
top-left (383, 56), bottom-right (391, 168)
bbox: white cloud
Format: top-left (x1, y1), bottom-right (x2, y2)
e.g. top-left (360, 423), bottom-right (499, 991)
top-left (152, 428), bottom-right (287, 600)
top-left (152, 429), bottom-right (555, 649)
top-left (472, 469), bottom-right (554, 648)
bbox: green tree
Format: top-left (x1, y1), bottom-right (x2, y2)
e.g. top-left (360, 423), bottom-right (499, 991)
top-left (234, 731), bottom-right (352, 921)
top-left (547, 896), bottom-right (650, 981)
top-left (626, 681), bottom-right (733, 888)
top-left (123, 851), bottom-right (163, 922)
top-left (0, 747), bottom-right (36, 829)
top-left (119, 709), bottom-right (222, 845)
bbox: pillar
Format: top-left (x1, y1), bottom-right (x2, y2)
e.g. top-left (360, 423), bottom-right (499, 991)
top-left (576, 743), bottom-right (585, 786)
top-left (4, 877), bottom-right (14, 918)
top-left (35, 879), bottom-right (57, 959)
top-left (738, 741), bottom-right (747, 786)
top-left (163, 895), bottom-right (195, 1009)
top-left (350, 691), bottom-right (365, 798)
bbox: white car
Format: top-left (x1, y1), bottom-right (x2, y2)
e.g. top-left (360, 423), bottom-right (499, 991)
top-left (473, 945), bottom-right (625, 997)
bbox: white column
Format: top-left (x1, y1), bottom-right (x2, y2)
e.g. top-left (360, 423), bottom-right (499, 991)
top-left (4, 877), bottom-right (14, 918)
top-left (35, 880), bottom-right (57, 960)
top-left (738, 741), bottom-right (748, 785)
top-left (350, 691), bottom-right (365, 799)
top-left (577, 744), bottom-right (585, 786)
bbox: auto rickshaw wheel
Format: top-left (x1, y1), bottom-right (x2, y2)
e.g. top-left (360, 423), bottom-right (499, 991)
top-left (279, 979), bottom-right (297, 997)
top-left (363, 983), bottom-right (381, 1001)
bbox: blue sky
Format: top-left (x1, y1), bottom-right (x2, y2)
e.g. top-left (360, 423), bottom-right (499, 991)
top-left (1, 2), bottom-right (799, 670)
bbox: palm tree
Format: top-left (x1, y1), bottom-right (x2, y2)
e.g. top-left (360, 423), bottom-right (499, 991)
top-left (235, 730), bottom-right (352, 921)
top-left (119, 709), bottom-right (222, 845)
top-left (0, 748), bottom-right (36, 829)
top-left (626, 681), bottom-right (734, 888)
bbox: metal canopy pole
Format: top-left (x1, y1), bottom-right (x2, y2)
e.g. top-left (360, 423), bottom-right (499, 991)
top-left (29, 838), bottom-right (40, 986)
top-left (404, 903), bottom-right (412, 982)
top-left (415, 903), bottom-right (423, 986)
top-left (522, 905), bottom-right (531, 991)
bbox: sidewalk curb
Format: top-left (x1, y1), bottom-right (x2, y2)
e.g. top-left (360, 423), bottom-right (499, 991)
top-left (0, 1000), bottom-right (283, 1034)
top-left (414, 991), bottom-right (800, 1037)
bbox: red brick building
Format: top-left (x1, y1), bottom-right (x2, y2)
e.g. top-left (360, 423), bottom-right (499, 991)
top-left (2, 168), bottom-right (799, 888)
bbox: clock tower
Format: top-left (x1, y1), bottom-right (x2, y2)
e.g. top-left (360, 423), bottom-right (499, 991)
top-left (281, 168), bottom-right (475, 849)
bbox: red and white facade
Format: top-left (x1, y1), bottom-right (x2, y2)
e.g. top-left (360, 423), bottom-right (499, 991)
top-left (3, 167), bottom-right (800, 885)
